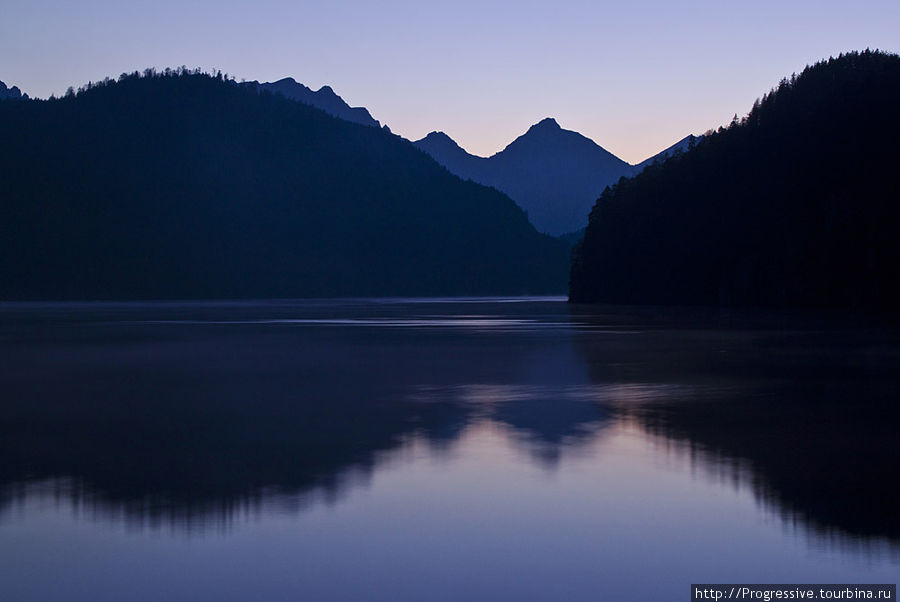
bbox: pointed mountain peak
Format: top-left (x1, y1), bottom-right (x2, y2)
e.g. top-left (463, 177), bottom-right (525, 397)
top-left (414, 131), bottom-right (471, 156)
top-left (528, 117), bottom-right (561, 132)
top-left (317, 85), bottom-right (336, 96)
top-left (415, 117), bottom-right (632, 235)
top-left (499, 116), bottom-right (620, 160)
top-left (633, 133), bottom-right (703, 170)
top-left (423, 131), bottom-right (456, 144)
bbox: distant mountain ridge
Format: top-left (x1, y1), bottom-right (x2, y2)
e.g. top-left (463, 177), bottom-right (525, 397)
top-left (4, 70), bottom-right (696, 238)
top-left (633, 134), bottom-right (699, 171)
top-left (238, 75), bottom-right (699, 236)
top-left (0, 80), bottom-right (28, 100)
top-left (244, 77), bottom-right (381, 128)
top-left (414, 121), bottom-right (697, 235)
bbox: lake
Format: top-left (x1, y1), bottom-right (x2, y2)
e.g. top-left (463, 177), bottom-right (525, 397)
top-left (1, 298), bottom-right (897, 601)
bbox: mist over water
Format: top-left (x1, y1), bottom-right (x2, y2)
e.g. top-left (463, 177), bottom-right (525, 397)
top-left (1, 298), bottom-right (897, 601)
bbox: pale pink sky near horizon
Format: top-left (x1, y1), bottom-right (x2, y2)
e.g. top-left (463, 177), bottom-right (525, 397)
top-left (2, 0), bottom-right (898, 163)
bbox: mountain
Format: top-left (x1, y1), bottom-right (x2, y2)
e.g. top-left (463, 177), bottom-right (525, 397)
top-left (570, 50), bottom-right (900, 310)
top-left (633, 134), bottom-right (700, 171)
top-left (0, 69), bottom-right (569, 300)
top-left (0, 80), bottom-right (28, 100)
top-left (415, 120), bottom-right (696, 235)
top-left (240, 81), bottom-right (696, 237)
top-left (413, 130), bottom-right (485, 178)
top-left (244, 77), bottom-right (381, 128)
top-left (547, 137), bottom-right (702, 246)
top-left (415, 118), bottom-right (635, 235)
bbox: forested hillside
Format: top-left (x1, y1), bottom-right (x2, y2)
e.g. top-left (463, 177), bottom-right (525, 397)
top-left (0, 69), bottom-right (568, 299)
top-left (570, 51), bottom-right (900, 310)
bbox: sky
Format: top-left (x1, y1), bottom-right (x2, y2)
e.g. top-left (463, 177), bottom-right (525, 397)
top-left (2, 0), bottom-right (898, 164)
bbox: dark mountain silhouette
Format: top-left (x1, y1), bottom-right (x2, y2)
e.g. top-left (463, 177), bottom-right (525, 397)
top-left (414, 130), bottom-right (481, 176)
top-left (571, 50), bottom-right (900, 310)
top-left (414, 120), bottom-right (695, 235)
top-left (0, 79), bottom-right (28, 100)
top-left (633, 134), bottom-right (700, 171)
top-left (244, 77), bottom-right (381, 128)
top-left (0, 68), bottom-right (568, 300)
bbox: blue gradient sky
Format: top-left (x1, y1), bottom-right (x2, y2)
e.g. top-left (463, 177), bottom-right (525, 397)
top-left (2, 0), bottom-right (897, 163)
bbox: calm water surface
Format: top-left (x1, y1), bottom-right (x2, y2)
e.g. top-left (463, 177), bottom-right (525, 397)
top-left (1, 298), bottom-right (897, 601)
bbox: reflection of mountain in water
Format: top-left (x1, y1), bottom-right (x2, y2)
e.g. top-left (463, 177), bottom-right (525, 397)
top-left (0, 300), bottom-right (607, 530)
top-left (3, 300), bottom-right (898, 550)
top-left (571, 305), bottom-right (900, 546)
top-left (411, 384), bottom-right (609, 466)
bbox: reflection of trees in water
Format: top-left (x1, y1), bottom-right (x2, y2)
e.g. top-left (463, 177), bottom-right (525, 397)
top-left (0, 356), bottom-right (466, 530)
top-left (0, 304), bottom-right (606, 531)
top-left (571, 307), bottom-right (900, 548)
top-left (0, 387), bottom-right (611, 533)
top-left (615, 385), bottom-right (900, 549)
top-left (3, 302), bottom-right (899, 549)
